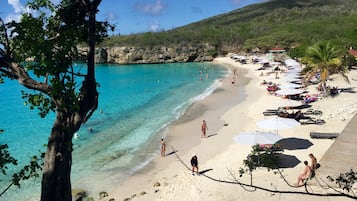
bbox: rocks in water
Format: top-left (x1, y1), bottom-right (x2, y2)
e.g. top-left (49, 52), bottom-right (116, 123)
top-left (72, 189), bottom-right (87, 201)
top-left (99, 191), bottom-right (109, 199)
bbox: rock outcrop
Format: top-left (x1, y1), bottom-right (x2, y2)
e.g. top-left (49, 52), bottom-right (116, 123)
top-left (78, 43), bottom-right (216, 64)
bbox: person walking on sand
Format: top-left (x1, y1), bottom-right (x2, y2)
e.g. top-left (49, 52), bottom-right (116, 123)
top-left (294, 161), bottom-right (312, 186)
top-left (201, 120), bottom-right (208, 138)
top-left (191, 154), bottom-right (199, 175)
top-left (160, 137), bottom-right (166, 157)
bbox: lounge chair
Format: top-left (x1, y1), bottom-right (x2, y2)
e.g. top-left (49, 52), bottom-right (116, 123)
top-left (303, 109), bottom-right (323, 115)
top-left (310, 132), bottom-right (339, 139)
top-left (300, 118), bottom-right (325, 125)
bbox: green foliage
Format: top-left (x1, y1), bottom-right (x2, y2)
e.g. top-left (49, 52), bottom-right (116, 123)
top-left (11, 155), bottom-right (43, 187)
top-left (0, 129), bottom-right (43, 196)
top-left (239, 145), bottom-right (279, 177)
top-left (1, 0), bottom-right (110, 198)
top-left (327, 169), bottom-right (357, 193)
top-left (21, 91), bottom-right (55, 118)
top-left (100, 0), bottom-right (357, 58)
top-left (0, 144), bottom-right (18, 177)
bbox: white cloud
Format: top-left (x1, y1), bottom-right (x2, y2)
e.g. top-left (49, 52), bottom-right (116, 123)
top-left (5, 0), bottom-right (28, 23)
top-left (134, 0), bottom-right (167, 16)
top-left (106, 11), bottom-right (117, 21)
top-left (8, 0), bottom-right (25, 13)
top-left (148, 20), bottom-right (160, 32)
top-left (5, 13), bottom-right (21, 23)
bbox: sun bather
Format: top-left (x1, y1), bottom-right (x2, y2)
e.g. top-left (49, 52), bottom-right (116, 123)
top-left (295, 161), bottom-right (312, 186)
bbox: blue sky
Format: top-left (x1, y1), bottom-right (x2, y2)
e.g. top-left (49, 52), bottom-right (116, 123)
top-left (0, 0), bottom-right (266, 35)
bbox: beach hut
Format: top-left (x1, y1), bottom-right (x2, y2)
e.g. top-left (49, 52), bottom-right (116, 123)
top-left (269, 46), bottom-right (286, 62)
top-left (269, 46), bottom-right (286, 53)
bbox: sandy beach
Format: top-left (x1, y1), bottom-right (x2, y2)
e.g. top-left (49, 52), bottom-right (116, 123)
top-left (103, 55), bottom-right (357, 201)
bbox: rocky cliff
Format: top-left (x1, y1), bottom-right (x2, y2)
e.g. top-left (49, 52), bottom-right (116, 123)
top-left (78, 43), bottom-right (216, 64)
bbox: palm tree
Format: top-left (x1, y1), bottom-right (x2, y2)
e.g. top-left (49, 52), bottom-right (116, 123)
top-left (301, 41), bottom-right (349, 96)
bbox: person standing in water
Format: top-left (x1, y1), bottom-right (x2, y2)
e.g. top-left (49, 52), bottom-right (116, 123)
top-left (160, 137), bottom-right (166, 157)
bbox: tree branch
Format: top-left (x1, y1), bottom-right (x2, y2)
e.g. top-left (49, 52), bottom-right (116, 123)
top-left (0, 56), bottom-right (52, 95)
top-left (169, 144), bottom-right (357, 200)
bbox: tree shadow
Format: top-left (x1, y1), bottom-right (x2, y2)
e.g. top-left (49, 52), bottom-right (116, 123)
top-left (276, 153), bottom-right (301, 168)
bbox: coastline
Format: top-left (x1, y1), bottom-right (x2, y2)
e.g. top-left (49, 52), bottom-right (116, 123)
top-left (101, 58), bottom-right (249, 200)
top-left (103, 56), bottom-right (357, 201)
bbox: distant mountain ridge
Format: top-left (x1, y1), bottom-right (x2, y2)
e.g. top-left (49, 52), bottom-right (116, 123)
top-left (94, 0), bottom-right (357, 64)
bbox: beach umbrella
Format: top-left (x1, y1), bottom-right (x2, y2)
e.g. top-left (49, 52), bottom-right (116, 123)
top-left (258, 59), bottom-right (269, 64)
top-left (256, 117), bottom-right (299, 131)
top-left (278, 82), bottom-right (302, 89)
top-left (233, 131), bottom-right (282, 145)
top-left (284, 73), bottom-right (301, 79)
top-left (283, 77), bottom-right (301, 82)
top-left (276, 137), bottom-right (313, 150)
top-left (275, 88), bottom-right (305, 96)
top-left (271, 99), bottom-right (303, 107)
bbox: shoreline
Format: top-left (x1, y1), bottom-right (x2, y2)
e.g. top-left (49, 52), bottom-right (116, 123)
top-left (101, 58), bottom-right (250, 200)
top-left (103, 56), bottom-right (357, 201)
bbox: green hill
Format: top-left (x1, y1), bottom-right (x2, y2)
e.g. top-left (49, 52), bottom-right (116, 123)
top-left (101, 0), bottom-right (357, 58)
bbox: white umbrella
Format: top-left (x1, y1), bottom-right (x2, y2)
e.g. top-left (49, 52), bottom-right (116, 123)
top-left (271, 99), bottom-right (303, 107)
top-left (283, 77), bottom-right (301, 82)
top-left (256, 117), bottom-right (299, 131)
top-left (278, 82), bottom-right (302, 89)
top-left (275, 88), bottom-right (304, 96)
top-left (233, 131), bottom-right (282, 145)
top-left (258, 59), bottom-right (269, 64)
top-left (284, 73), bottom-right (301, 79)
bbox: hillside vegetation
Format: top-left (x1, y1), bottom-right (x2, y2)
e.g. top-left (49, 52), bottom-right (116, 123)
top-left (100, 0), bottom-right (357, 58)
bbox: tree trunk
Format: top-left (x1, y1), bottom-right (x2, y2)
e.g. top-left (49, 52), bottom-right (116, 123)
top-left (322, 81), bottom-right (329, 96)
top-left (41, 111), bottom-right (74, 201)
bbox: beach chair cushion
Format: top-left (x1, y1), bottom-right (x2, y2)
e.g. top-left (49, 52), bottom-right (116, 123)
top-left (309, 132), bottom-right (339, 139)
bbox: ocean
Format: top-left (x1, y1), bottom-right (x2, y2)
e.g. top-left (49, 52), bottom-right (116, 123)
top-left (0, 62), bottom-right (227, 200)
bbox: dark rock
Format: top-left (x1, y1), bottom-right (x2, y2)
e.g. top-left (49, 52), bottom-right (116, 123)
top-left (72, 189), bottom-right (87, 201)
top-left (153, 182), bottom-right (161, 187)
top-left (99, 191), bottom-right (109, 199)
top-left (139, 191), bottom-right (147, 196)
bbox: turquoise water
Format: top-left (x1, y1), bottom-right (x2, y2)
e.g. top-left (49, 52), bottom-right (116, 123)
top-left (0, 62), bottom-right (227, 200)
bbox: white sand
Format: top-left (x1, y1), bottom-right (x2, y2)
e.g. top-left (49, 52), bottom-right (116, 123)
top-left (103, 56), bottom-right (357, 201)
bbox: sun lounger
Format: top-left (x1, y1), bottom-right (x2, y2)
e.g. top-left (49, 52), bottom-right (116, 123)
top-left (309, 132), bottom-right (339, 139)
top-left (263, 111), bottom-right (278, 116)
top-left (300, 118), bottom-right (325, 125)
top-left (304, 109), bottom-right (322, 115)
